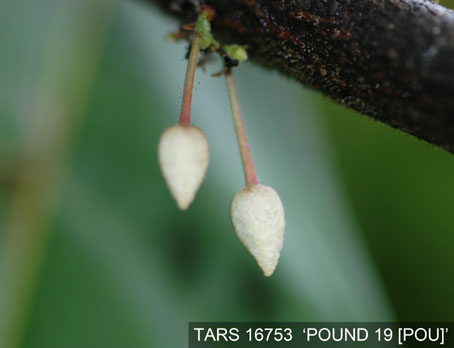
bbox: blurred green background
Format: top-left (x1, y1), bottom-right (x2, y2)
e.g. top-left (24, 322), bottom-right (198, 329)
top-left (0, 1), bottom-right (453, 347)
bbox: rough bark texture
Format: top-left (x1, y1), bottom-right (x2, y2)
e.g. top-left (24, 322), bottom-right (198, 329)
top-left (148, 0), bottom-right (454, 153)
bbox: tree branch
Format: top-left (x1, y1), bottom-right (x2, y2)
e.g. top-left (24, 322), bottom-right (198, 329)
top-left (148, 0), bottom-right (454, 153)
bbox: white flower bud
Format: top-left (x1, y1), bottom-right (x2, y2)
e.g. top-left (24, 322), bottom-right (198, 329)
top-left (158, 125), bottom-right (209, 210)
top-left (230, 184), bottom-right (285, 276)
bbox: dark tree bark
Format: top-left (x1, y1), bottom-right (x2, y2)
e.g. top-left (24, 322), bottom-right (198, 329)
top-left (148, 0), bottom-right (454, 153)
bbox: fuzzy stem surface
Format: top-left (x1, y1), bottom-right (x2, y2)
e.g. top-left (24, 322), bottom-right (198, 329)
top-left (225, 71), bottom-right (258, 187)
top-left (179, 34), bottom-right (201, 126)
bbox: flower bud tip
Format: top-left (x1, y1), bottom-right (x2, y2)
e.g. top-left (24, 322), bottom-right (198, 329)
top-left (230, 184), bottom-right (285, 276)
top-left (158, 125), bottom-right (209, 210)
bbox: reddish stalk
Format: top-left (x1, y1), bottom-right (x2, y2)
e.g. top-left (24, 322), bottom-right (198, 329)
top-left (225, 70), bottom-right (258, 187)
top-left (179, 34), bottom-right (201, 126)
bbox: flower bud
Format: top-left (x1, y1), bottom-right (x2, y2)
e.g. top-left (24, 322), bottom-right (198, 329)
top-left (230, 184), bottom-right (285, 276)
top-left (158, 125), bottom-right (209, 210)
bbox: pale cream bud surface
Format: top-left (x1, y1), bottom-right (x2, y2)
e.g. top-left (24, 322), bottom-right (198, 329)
top-left (158, 125), bottom-right (209, 210)
top-left (230, 184), bottom-right (285, 276)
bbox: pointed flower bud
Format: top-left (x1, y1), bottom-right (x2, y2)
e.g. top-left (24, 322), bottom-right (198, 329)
top-left (158, 125), bottom-right (209, 210)
top-left (230, 184), bottom-right (285, 276)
